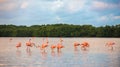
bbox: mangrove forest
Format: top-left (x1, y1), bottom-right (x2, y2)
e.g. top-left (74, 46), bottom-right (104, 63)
top-left (0, 24), bottom-right (120, 37)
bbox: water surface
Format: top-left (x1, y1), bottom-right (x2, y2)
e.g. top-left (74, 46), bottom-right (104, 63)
top-left (0, 37), bottom-right (120, 67)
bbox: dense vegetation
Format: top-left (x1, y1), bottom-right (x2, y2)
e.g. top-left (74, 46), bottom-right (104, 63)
top-left (0, 24), bottom-right (120, 37)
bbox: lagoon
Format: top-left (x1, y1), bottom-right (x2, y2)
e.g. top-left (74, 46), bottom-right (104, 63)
top-left (0, 37), bottom-right (120, 67)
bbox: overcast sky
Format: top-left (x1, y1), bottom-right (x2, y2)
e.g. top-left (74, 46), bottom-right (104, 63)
top-left (0, 0), bottom-right (120, 26)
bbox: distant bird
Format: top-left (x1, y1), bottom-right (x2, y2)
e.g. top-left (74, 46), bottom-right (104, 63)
top-left (16, 42), bottom-right (21, 49)
top-left (9, 38), bottom-right (13, 42)
top-left (46, 37), bottom-right (49, 44)
top-left (80, 42), bottom-right (89, 50)
top-left (9, 38), bottom-right (12, 40)
top-left (74, 42), bottom-right (80, 48)
top-left (105, 41), bottom-right (115, 50)
top-left (60, 37), bottom-right (63, 43)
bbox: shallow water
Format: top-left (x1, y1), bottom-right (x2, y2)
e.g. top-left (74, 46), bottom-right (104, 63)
top-left (0, 37), bottom-right (120, 67)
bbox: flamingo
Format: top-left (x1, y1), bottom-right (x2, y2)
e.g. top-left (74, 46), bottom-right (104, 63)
top-left (26, 39), bottom-right (32, 46)
top-left (74, 42), bottom-right (80, 48)
top-left (16, 42), bottom-right (21, 49)
top-left (80, 42), bottom-right (89, 50)
top-left (26, 39), bottom-right (36, 47)
top-left (26, 39), bottom-right (36, 51)
top-left (57, 37), bottom-right (64, 52)
top-left (44, 37), bottom-right (49, 48)
top-left (105, 41), bottom-right (115, 50)
top-left (39, 38), bottom-right (49, 52)
top-left (51, 45), bottom-right (56, 51)
top-left (73, 42), bottom-right (80, 51)
top-left (38, 38), bottom-right (44, 50)
top-left (57, 43), bottom-right (64, 52)
top-left (50, 44), bottom-right (56, 56)
top-left (41, 43), bottom-right (48, 52)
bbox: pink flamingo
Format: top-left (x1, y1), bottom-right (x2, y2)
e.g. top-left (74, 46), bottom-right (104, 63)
top-left (26, 39), bottom-right (34, 51)
top-left (74, 42), bottom-right (80, 48)
top-left (51, 44), bottom-right (56, 56)
top-left (37, 38), bottom-right (44, 49)
top-left (57, 43), bottom-right (64, 52)
top-left (26, 39), bottom-right (36, 47)
top-left (41, 43), bottom-right (48, 52)
top-left (26, 39), bottom-right (32, 46)
top-left (105, 41), bottom-right (115, 50)
top-left (57, 38), bottom-right (64, 52)
top-left (80, 42), bottom-right (89, 50)
top-left (74, 42), bottom-right (80, 51)
top-left (51, 44), bottom-right (56, 52)
top-left (39, 38), bottom-right (49, 52)
top-left (16, 42), bottom-right (21, 49)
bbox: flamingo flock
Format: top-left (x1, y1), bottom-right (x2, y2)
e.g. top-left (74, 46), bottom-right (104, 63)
top-left (15, 38), bottom-right (116, 53)
top-left (15, 37), bottom-right (64, 54)
top-left (74, 41), bottom-right (90, 51)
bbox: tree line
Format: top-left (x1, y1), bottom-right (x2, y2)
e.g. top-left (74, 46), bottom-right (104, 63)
top-left (0, 24), bottom-right (120, 37)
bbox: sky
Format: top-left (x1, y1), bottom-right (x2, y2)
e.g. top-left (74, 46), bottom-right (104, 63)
top-left (0, 0), bottom-right (120, 26)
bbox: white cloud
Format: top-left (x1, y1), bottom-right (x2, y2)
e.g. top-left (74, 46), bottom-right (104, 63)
top-left (28, 0), bottom-right (86, 13)
top-left (91, 1), bottom-right (118, 10)
top-left (56, 16), bottom-right (61, 22)
top-left (99, 16), bottom-right (108, 21)
top-left (23, 0), bottom-right (64, 12)
top-left (113, 16), bottom-right (120, 19)
top-left (65, 0), bottom-right (86, 13)
top-left (51, 0), bottom-right (64, 12)
top-left (21, 1), bottom-right (29, 9)
top-left (98, 14), bottom-right (120, 22)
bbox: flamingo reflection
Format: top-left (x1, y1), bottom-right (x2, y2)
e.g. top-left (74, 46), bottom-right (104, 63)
top-left (16, 50), bottom-right (21, 56)
top-left (57, 49), bottom-right (62, 57)
top-left (41, 51), bottom-right (47, 60)
top-left (26, 48), bottom-right (32, 56)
